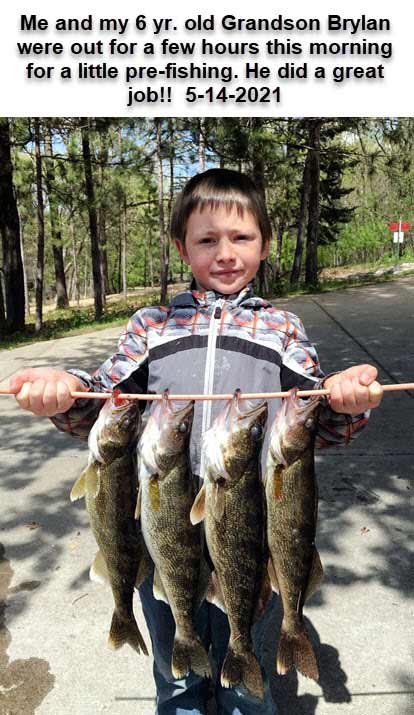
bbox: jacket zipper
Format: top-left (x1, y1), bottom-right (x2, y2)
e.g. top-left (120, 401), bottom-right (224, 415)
top-left (200, 297), bottom-right (225, 480)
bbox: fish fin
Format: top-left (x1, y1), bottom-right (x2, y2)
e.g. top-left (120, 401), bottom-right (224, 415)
top-left (149, 476), bottom-right (160, 511)
top-left (108, 610), bottom-right (148, 656)
top-left (89, 550), bottom-right (109, 585)
top-left (221, 648), bottom-right (264, 700)
top-left (70, 469), bottom-right (88, 501)
top-left (135, 541), bottom-right (151, 589)
top-left (190, 484), bottom-right (206, 525)
top-left (305, 550), bottom-right (324, 600)
top-left (206, 571), bottom-right (226, 613)
top-left (196, 557), bottom-right (211, 607)
top-left (134, 484), bottom-right (142, 520)
top-left (153, 568), bottom-right (169, 604)
top-left (211, 483), bottom-right (225, 521)
top-left (277, 626), bottom-right (319, 681)
top-left (267, 558), bottom-right (280, 594)
top-left (171, 635), bottom-right (212, 680)
top-left (86, 464), bottom-right (101, 498)
top-left (254, 571), bottom-right (272, 621)
top-left (273, 467), bottom-right (284, 500)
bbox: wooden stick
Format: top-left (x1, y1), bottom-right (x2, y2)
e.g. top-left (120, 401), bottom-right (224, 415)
top-left (1, 383), bottom-right (414, 401)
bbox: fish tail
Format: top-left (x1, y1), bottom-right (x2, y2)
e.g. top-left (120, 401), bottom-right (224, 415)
top-left (221, 647), bottom-right (264, 700)
top-left (171, 635), bottom-right (212, 680)
top-left (108, 610), bottom-right (149, 656)
top-left (277, 625), bottom-right (319, 681)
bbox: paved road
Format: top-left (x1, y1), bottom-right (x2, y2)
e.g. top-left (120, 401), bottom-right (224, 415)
top-left (1, 277), bottom-right (414, 715)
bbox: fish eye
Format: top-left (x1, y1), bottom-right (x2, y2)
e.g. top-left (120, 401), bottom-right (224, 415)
top-left (305, 417), bottom-right (314, 430)
top-left (178, 421), bottom-right (188, 434)
top-left (250, 425), bottom-right (263, 441)
top-left (120, 415), bottom-right (132, 429)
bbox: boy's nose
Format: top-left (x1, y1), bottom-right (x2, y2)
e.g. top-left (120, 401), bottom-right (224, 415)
top-left (215, 238), bottom-right (236, 262)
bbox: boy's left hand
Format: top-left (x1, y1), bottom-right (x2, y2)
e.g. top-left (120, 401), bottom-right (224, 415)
top-left (323, 364), bottom-right (383, 415)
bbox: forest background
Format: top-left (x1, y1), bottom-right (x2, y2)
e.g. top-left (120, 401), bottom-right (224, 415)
top-left (1, 117), bottom-right (413, 343)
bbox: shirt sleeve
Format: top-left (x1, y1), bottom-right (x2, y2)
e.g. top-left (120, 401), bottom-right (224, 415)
top-left (280, 311), bottom-right (369, 449)
top-left (50, 309), bottom-right (149, 440)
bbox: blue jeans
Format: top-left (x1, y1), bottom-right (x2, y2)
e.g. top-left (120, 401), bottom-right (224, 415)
top-left (138, 574), bottom-right (277, 715)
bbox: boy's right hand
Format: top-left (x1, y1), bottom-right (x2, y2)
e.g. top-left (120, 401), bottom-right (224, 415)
top-left (9, 368), bottom-right (87, 417)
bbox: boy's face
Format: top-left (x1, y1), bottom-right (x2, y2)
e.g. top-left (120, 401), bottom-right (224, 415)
top-left (174, 205), bottom-right (269, 295)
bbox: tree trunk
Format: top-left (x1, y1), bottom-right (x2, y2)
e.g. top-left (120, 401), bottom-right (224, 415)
top-left (34, 119), bottom-right (45, 332)
top-left (168, 118), bottom-right (175, 282)
top-left (98, 207), bottom-right (109, 299)
top-left (0, 118), bottom-right (25, 332)
top-left (250, 118), bottom-right (269, 295)
top-left (122, 194), bottom-right (128, 299)
top-left (98, 127), bottom-right (109, 297)
top-left (20, 226), bottom-right (30, 316)
top-left (305, 120), bottom-right (322, 287)
top-left (117, 126), bottom-right (128, 298)
top-left (70, 220), bottom-right (80, 308)
top-left (199, 118), bottom-right (206, 173)
top-left (81, 118), bottom-right (103, 320)
top-left (291, 146), bottom-right (312, 286)
top-left (148, 232), bottom-right (154, 288)
top-left (155, 119), bottom-right (168, 304)
top-left (0, 270), bottom-right (6, 336)
top-left (45, 127), bottom-right (69, 308)
top-left (117, 208), bottom-right (122, 293)
top-left (83, 248), bottom-right (88, 299)
top-left (274, 222), bottom-right (284, 281)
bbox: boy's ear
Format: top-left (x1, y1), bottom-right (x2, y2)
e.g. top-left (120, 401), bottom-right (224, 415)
top-left (260, 240), bottom-right (270, 261)
top-left (173, 238), bottom-right (190, 264)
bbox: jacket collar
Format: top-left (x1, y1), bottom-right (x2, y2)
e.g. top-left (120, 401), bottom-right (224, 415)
top-left (169, 279), bottom-right (271, 310)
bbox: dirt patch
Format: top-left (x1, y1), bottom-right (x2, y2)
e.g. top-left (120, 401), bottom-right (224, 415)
top-left (0, 544), bottom-right (55, 715)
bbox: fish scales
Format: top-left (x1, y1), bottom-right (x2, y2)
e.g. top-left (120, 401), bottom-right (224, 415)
top-left (71, 392), bottom-right (148, 655)
top-left (139, 394), bottom-right (211, 680)
top-left (142, 458), bottom-right (202, 614)
top-left (265, 387), bottom-right (323, 681)
top-left (192, 392), bottom-right (269, 699)
top-left (206, 463), bottom-right (265, 635)
top-left (86, 448), bottom-right (144, 617)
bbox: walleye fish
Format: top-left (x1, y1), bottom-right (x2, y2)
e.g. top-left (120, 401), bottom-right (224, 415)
top-left (138, 391), bottom-right (211, 680)
top-left (264, 387), bottom-right (323, 681)
top-left (70, 390), bottom-right (148, 655)
top-left (191, 391), bottom-right (269, 700)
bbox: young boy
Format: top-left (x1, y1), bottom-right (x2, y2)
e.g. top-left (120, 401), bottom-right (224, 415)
top-left (10, 169), bottom-right (382, 715)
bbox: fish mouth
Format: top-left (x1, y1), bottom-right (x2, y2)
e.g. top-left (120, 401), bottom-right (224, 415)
top-left (145, 390), bottom-right (194, 426)
top-left (157, 389), bottom-right (195, 419)
top-left (210, 390), bottom-right (267, 452)
top-left (280, 387), bottom-right (321, 428)
top-left (110, 388), bottom-right (140, 413)
top-left (167, 396), bottom-right (195, 421)
top-left (221, 389), bottom-right (267, 426)
top-left (140, 391), bottom-right (194, 466)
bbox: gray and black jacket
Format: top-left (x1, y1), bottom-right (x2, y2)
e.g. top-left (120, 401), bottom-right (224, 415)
top-left (52, 283), bottom-right (368, 474)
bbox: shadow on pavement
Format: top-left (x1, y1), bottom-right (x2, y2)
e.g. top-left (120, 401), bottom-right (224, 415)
top-left (265, 603), bottom-right (351, 714)
top-left (0, 408), bottom-right (89, 624)
top-left (0, 543), bottom-right (55, 714)
top-left (1, 283), bottom-right (414, 712)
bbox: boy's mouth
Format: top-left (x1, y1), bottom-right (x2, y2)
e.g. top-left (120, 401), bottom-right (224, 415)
top-left (213, 270), bottom-right (242, 277)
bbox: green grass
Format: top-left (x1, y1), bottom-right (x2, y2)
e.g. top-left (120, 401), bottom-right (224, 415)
top-left (275, 273), bottom-right (412, 299)
top-left (0, 294), bottom-right (160, 350)
top-left (2, 263), bottom-right (414, 350)
top-left (267, 263), bottom-right (414, 299)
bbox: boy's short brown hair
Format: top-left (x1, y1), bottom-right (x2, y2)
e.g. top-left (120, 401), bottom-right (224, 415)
top-left (170, 168), bottom-right (272, 245)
